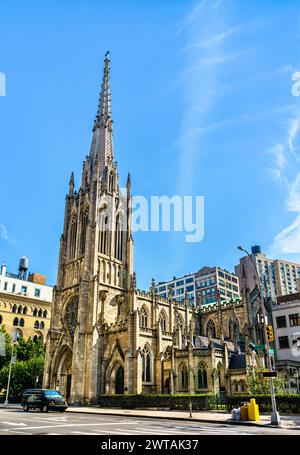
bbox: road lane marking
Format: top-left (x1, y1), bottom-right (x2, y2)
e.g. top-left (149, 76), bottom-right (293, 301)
top-left (2, 421), bottom-right (27, 426)
top-left (94, 428), bottom-right (192, 435)
top-left (72, 431), bottom-right (99, 435)
top-left (1, 421), bottom-right (137, 431)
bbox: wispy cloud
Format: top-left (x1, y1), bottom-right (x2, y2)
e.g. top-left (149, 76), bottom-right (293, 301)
top-left (288, 118), bottom-right (300, 154)
top-left (269, 213), bottom-right (300, 255)
top-left (265, 144), bottom-right (286, 183)
top-left (182, 26), bottom-right (241, 51)
top-left (268, 111), bottom-right (300, 257)
top-left (0, 224), bottom-right (16, 245)
top-left (176, 0), bottom-right (208, 35)
top-left (175, 1), bottom-right (249, 194)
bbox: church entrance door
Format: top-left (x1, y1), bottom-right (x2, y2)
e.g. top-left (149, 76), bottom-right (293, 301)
top-left (115, 366), bottom-right (124, 394)
top-left (66, 374), bottom-right (72, 400)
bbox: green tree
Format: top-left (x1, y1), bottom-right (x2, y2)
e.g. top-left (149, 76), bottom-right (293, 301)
top-left (15, 336), bottom-right (44, 361)
top-left (246, 368), bottom-right (286, 395)
top-left (0, 356), bottom-right (44, 400)
top-left (0, 326), bottom-right (12, 370)
top-left (0, 328), bottom-right (45, 401)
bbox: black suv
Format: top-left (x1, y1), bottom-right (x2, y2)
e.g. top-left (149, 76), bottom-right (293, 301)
top-left (22, 389), bottom-right (68, 413)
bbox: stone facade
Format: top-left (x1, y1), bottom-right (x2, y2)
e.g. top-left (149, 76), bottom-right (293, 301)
top-left (43, 53), bottom-right (254, 404)
top-left (0, 291), bottom-right (51, 343)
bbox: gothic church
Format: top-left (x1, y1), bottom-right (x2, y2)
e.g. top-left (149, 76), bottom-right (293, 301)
top-left (43, 53), bottom-right (254, 404)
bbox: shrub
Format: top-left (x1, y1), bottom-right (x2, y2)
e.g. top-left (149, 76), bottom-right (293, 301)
top-left (98, 394), bottom-right (216, 410)
top-left (226, 395), bottom-right (300, 414)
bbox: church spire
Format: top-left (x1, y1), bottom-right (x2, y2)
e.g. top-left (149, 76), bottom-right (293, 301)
top-left (93, 51), bottom-right (112, 131)
top-left (89, 51), bottom-right (114, 172)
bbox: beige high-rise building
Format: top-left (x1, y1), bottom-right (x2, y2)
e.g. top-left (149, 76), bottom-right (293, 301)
top-left (235, 245), bottom-right (300, 299)
top-left (43, 53), bottom-right (255, 404)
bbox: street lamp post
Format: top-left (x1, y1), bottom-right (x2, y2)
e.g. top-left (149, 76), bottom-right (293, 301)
top-left (237, 245), bottom-right (280, 426)
top-left (4, 331), bottom-right (18, 406)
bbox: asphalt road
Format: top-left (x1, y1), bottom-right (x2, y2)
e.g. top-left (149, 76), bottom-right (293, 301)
top-left (0, 409), bottom-right (299, 435)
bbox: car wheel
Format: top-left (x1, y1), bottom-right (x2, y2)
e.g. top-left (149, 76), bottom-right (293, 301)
top-left (23, 405), bottom-right (29, 412)
top-left (41, 405), bottom-right (48, 413)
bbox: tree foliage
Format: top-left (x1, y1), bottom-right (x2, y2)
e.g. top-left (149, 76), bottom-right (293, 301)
top-left (0, 326), bottom-right (45, 401)
top-left (0, 356), bottom-right (44, 400)
top-left (0, 326), bottom-right (12, 370)
top-left (246, 368), bottom-right (286, 395)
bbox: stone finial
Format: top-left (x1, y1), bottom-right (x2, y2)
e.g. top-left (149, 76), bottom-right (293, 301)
top-left (184, 290), bottom-right (188, 307)
top-left (131, 272), bottom-right (137, 291)
top-left (69, 172), bottom-right (74, 196)
top-left (126, 173), bottom-right (131, 195)
top-left (151, 276), bottom-right (156, 295)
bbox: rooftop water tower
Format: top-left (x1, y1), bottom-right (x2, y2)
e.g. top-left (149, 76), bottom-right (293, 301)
top-left (18, 256), bottom-right (28, 280)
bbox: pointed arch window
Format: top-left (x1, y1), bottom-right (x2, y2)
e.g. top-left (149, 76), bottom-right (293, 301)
top-left (140, 306), bottom-right (149, 328)
top-left (142, 346), bottom-right (151, 382)
top-left (34, 320), bottom-right (39, 329)
top-left (38, 309), bottom-right (42, 318)
top-left (179, 364), bottom-right (188, 391)
top-left (228, 316), bottom-right (240, 340)
top-left (23, 306), bottom-right (27, 315)
top-left (159, 311), bottom-right (167, 332)
top-left (19, 318), bottom-right (25, 327)
top-left (64, 296), bottom-right (79, 341)
top-left (40, 321), bottom-right (45, 330)
top-left (99, 214), bottom-right (109, 255)
top-left (197, 362), bottom-right (208, 389)
top-left (80, 210), bottom-right (88, 255)
top-left (12, 304), bottom-right (17, 313)
top-left (239, 380), bottom-right (246, 392)
top-left (33, 308), bottom-right (37, 317)
top-left (43, 310), bottom-right (48, 318)
top-left (69, 216), bottom-right (78, 259)
top-left (206, 319), bottom-right (216, 339)
top-left (108, 171), bottom-right (114, 193)
top-left (13, 317), bottom-right (19, 326)
top-left (17, 305), bottom-right (22, 314)
top-left (115, 215), bottom-right (124, 261)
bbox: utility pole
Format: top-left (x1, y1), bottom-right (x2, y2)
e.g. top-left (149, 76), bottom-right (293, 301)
top-left (237, 246), bottom-right (280, 426)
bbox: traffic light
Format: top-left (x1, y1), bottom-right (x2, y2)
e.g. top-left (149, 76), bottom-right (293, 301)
top-left (266, 324), bottom-right (274, 342)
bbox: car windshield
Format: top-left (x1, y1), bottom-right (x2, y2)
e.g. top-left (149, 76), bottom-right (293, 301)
top-left (44, 391), bottom-right (62, 397)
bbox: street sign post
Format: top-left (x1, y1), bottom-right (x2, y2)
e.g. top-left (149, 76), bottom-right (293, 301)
top-left (259, 371), bottom-right (277, 380)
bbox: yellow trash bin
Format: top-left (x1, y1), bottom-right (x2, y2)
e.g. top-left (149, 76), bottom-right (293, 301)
top-left (247, 398), bottom-right (260, 421)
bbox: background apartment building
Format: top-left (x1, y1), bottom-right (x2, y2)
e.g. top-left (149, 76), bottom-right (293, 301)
top-left (272, 292), bottom-right (300, 393)
top-left (235, 245), bottom-right (300, 299)
top-left (156, 273), bottom-right (195, 303)
top-left (195, 266), bottom-right (240, 305)
top-left (0, 257), bottom-right (53, 343)
top-left (156, 266), bottom-right (240, 306)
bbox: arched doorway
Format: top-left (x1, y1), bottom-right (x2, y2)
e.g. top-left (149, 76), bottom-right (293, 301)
top-left (53, 345), bottom-right (73, 400)
top-left (164, 377), bottom-right (170, 394)
top-left (115, 365), bottom-right (124, 394)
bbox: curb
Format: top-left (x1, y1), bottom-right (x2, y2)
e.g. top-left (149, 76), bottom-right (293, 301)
top-left (66, 408), bottom-right (273, 428)
top-left (0, 405), bottom-right (21, 410)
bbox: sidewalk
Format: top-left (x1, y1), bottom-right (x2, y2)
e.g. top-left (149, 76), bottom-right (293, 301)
top-left (66, 406), bottom-right (300, 429)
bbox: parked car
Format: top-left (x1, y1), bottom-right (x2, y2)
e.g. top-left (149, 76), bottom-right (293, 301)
top-left (22, 389), bottom-right (68, 413)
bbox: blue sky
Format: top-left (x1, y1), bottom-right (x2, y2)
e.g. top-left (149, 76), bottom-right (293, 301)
top-left (1, 0), bottom-right (300, 289)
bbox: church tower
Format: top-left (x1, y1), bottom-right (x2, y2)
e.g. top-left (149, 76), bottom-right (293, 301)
top-left (43, 52), bottom-right (134, 403)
